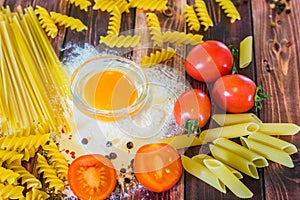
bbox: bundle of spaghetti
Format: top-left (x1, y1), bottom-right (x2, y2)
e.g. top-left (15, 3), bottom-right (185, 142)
top-left (93, 0), bottom-right (131, 13)
top-left (215, 0), bottom-right (240, 23)
top-left (162, 31), bottom-right (204, 45)
top-left (140, 47), bottom-right (176, 68)
top-left (66, 0), bottom-right (92, 12)
top-left (184, 4), bottom-right (200, 31)
top-left (0, 6), bottom-right (72, 136)
top-left (194, 0), bottom-right (213, 31)
top-left (146, 13), bottom-right (163, 47)
top-left (129, 0), bottom-right (168, 11)
top-left (34, 5), bottom-right (58, 38)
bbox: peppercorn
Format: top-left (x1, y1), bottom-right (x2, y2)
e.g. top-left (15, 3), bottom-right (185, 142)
top-left (126, 141), bottom-right (134, 149)
top-left (81, 138), bottom-right (88, 145)
top-left (109, 152), bottom-right (117, 159)
top-left (106, 141), bottom-right (113, 147)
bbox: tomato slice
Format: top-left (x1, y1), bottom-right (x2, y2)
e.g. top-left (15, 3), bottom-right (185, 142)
top-left (68, 154), bottom-right (116, 200)
top-left (134, 143), bottom-right (182, 193)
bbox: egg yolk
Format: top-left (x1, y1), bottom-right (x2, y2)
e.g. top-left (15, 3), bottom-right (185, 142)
top-left (84, 70), bottom-right (138, 111)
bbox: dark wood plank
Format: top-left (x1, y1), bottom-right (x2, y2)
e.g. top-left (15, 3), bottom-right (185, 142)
top-left (252, 0), bottom-right (300, 200)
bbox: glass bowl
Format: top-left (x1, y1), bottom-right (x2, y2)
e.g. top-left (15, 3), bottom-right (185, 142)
top-left (70, 56), bottom-right (149, 121)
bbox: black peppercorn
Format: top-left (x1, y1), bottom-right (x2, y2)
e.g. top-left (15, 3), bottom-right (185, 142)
top-left (126, 141), bottom-right (134, 149)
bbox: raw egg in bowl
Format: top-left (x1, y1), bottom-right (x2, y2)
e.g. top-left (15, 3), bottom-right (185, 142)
top-left (70, 56), bottom-right (149, 121)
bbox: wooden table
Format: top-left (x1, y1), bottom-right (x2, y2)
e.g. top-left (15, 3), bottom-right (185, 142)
top-left (2, 0), bottom-right (299, 199)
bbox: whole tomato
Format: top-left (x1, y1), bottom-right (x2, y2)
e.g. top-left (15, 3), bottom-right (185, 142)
top-left (212, 74), bottom-right (261, 113)
top-left (185, 40), bottom-right (233, 82)
top-left (174, 89), bottom-right (211, 134)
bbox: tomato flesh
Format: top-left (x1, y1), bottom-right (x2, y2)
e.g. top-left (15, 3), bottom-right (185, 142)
top-left (174, 89), bottom-right (211, 128)
top-left (212, 74), bottom-right (257, 113)
top-left (68, 154), bottom-right (116, 200)
top-left (134, 143), bottom-right (182, 193)
top-left (185, 40), bottom-right (233, 82)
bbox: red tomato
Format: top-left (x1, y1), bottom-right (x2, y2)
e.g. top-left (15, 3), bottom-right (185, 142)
top-left (174, 89), bottom-right (211, 129)
top-left (212, 74), bottom-right (257, 113)
top-left (185, 40), bottom-right (233, 82)
top-left (134, 143), bottom-right (182, 193)
top-left (68, 154), bottom-right (116, 200)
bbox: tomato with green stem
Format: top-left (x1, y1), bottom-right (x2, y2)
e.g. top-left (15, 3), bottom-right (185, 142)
top-left (133, 143), bottom-right (182, 193)
top-left (212, 74), bottom-right (271, 113)
top-left (68, 154), bottom-right (116, 200)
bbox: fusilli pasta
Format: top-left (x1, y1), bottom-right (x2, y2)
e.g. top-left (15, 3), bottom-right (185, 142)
top-left (67, 0), bottom-right (92, 12)
top-left (100, 34), bottom-right (141, 48)
top-left (215, 0), bottom-right (241, 23)
top-left (93, 0), bottom-right (130, 13)
top-left (129, 0), bottom-right (168, 11)
top-left (146, 13), bottom-right (163, 47)
top-left (0, 183), bottom-right (25, 199)
top-left (7, 163), bottom-right (42, 190)
top-left (43, 141), bottom-right (69, 179)
top-left (0, 167), bottom-right (19, 185)
top-left (194, 0), bottom-right (213, 31)
top-left (0, 149), bottom-right (23, 165)
top-left (140, 47), bottom-right (176, 68)
top-left (34, 5), bottom-right (58, 38)
top-left (22, 188), bottom-right (50, 200)
top-left (107, 7), bottom-right (122, 35)
top-left (36, 153), bottom-right (65, 193)
top-left (50, 12), bottom-right (88, 31)
top-left (184, 4), bottom-right (200, 31)
top-left (162, 31), bottom-right (204, 45)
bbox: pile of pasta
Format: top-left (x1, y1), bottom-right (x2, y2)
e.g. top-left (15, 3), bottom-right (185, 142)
top-left (0, 128), bottom-right (69, 199)
top-left (0, 6), bottom-right (72, 136)
top-left (160, 113), bottom-right (300, 198)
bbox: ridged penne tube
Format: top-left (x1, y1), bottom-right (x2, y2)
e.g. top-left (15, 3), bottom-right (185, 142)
top-left (211, 113), bottom-right (262, 126)
top-left (181, 155), bottom-right (226, 193)
top-left (213, 138), bottom-right (268, 168)
top-left (209, 144), bottom-right (259, 179)
top-left (248, 132), bottom-right (297, 155)
top-left (258, 123), bottom-right (300, 135)
top-left (203, 159), bottom-right (253, 199)
top-left (199, 122), bottom-right (259, 143)
top-left (158, 134), bottom-right (204, 149)
top-left (240, 137), bottom-right (294, 168)
top-left (192, 154), bottom-right (243, 179)
top-left (239, 36), bottom-right (253, 68)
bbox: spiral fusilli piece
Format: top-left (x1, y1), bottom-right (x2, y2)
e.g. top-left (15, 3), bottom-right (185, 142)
top-left (22, 188), bottom-right (50, 200)
top-left (43, 141), bottom-right (68, 179)
top-left (93, 0), bottom-right (130, 13)
top-left (129, 0), bottom-right (168, 11)
top-left (140, 47), bottom-right (176, 68)
top-left (162, 31), bottom-right (204, 45)
top-left (0, 149), bottom-right (23, 165)
top-left (146, 13), bottom-right (163, 47)
top-left (36, 153), bottom-right (65, 193)
top-left (0, 167), bottom-right (19, 185)
top-left (34, 5), bottom-right (58, 38)
top-left (100, 34), bottom-right (141, 48)
top-left (67, 0), bottom-right (92, 12)
top-left (0, 183), bottom-right (25, 199)
top-left (7, 164), bottom-right (42, 190)
top-left (194, 0), bottom-right (213, 31)
top-left (50, 12), bottom-right (88, 31)
top-left (107, 7), bottom-right (122, 35)
top-left (215, 0), bottom-right (241, 23)
top-left (184, 4), bottom-right (200, 31)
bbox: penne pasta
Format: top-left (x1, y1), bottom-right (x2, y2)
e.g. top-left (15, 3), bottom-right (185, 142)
top-left (199, 122), bottom-right (259, 143)
top-left (209, 144), bottom-right (259, 179)
top-left (240, 137), bottom-right (294, 168)
top-left (192, 154), bottom-right (243, 179)
top-left (181, 155), bottom-right (226, 193)
top-left (212, 113), bottom-right (262, 126)
top-left (239, 36), bottom-right (253, 68)
top-left (158, 134), bottom-right (204, 149)
top-left (203, 158), bottom-right (253, 199)
top-left (248, 132), bottom-right (297, 155)
top-left (258, 123), bottom-right (300, 135)
top-left (213, 138), bottom-right (268, 168)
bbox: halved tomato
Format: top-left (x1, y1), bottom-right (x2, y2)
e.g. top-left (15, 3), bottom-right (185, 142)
top-left (68, 154), bottom-right (116, 200)
top-left (133, 143), bottom-right (182, 193)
